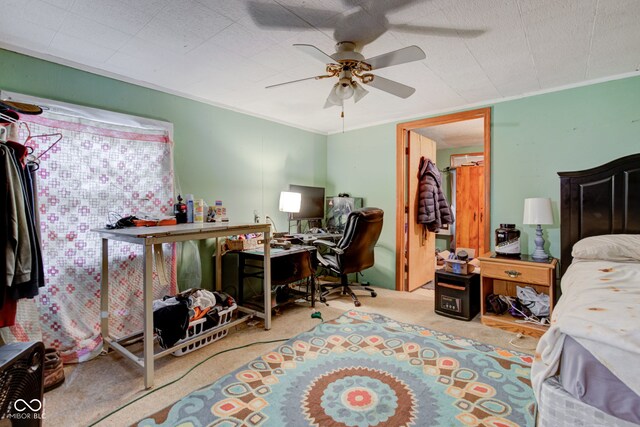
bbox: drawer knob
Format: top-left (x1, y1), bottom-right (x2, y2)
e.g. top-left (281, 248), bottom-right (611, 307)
top-left (504, 270), bottom-right (521, 278)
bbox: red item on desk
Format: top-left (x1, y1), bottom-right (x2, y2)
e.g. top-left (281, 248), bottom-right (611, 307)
top-left (133, 218), bottom-right (177, 227)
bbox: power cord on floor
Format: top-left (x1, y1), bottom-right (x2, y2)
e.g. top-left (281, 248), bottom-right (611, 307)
top-left (87, 338), bottom-right (290, 427)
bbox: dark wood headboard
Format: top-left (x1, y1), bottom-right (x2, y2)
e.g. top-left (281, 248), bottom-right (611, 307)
top-left (558, 153), bottom-right (640, 277)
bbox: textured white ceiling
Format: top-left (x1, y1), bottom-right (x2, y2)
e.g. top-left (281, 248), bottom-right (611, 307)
top-left (415, 118), bottom-right (484, 150)
top-left (1, 0), bottom-right (639, 134)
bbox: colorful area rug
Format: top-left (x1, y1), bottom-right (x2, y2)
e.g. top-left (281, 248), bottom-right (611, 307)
top-left (138, 311), bottom-right (536, 426)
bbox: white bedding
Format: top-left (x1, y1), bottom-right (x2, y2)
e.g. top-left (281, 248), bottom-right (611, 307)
top-left (531, 258), bottom-right (640, 400)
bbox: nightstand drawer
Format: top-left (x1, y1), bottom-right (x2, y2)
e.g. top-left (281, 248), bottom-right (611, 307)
top-left (481, 261), bottom-right (549, 285)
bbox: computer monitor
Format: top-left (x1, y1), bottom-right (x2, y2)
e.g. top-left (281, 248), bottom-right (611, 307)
top-left (288, 184), bottom-right (325, 221)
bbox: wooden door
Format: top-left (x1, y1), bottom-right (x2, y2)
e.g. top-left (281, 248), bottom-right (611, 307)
top-left (477, 165), bottom-right (486, 255)
top-left (455, 165), bottom-right (484, 254)
top-left (406, 132), bottom-right (436, 291)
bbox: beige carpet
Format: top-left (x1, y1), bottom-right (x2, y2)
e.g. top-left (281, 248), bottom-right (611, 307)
top-left (42, 287), bottom-right (539, 426)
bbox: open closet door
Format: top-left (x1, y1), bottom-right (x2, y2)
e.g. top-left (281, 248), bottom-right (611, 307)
top-left (406, 131), bottom-right (436, 291)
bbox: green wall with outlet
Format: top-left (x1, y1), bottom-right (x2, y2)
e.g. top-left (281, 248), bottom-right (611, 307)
top-left (327, 75), bottom-right (640, 288)
top-left (0, 48), bottom-right (326, 290)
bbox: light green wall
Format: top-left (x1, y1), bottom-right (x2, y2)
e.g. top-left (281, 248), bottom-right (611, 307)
top-left (4, 48), bottom-right (638, 290)
top-left (326, 124), bottom-right (397, 287)
top-left (328, 75), bottom-right (640, 288)
top-left (491, 77), bottom-right (640, 263)
top-left (0, 48), bottom-right (327, 288)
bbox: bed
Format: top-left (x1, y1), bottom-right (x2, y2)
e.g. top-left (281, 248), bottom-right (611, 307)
top-left (532, 153), bottom-right (640, 426)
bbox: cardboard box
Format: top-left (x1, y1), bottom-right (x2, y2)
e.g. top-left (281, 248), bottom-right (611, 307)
top-left (444, 259), bottom-right (476, 275)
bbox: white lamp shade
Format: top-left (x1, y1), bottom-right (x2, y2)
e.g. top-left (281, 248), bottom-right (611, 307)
top-left (279, 191), bottom-right (301, 213)
top-left (325, 83), bottom-right (344, 108)
top-left (523, 198), bottom-right (553, 225)
top-left (352, 81), bottom-right (369, 103)
top-left (335, 81), bottom-right (355, 100)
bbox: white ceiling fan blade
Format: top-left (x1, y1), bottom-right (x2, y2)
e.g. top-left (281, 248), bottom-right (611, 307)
top-left (324, 84), bottom-right (343, 108)
top-left (352, 81), bottom-right (369, 103)
top-left (389, 24), bottom-right (485, 39)
top-left (364, 45), bottom-right (426, 70)
top-left (294, 44), bottom-right (337, 65)
top-left (365, 75), bottom-right (416, 98)
top-left (266, 75), bottom-right (326, 89)
top-left (248, 2), bottom-right (336, 29)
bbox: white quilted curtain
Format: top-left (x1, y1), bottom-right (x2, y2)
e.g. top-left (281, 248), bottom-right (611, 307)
top-left (0, 98), bottom-right (176, 363)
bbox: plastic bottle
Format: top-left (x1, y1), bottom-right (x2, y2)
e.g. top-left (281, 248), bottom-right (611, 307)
top-left (185, 194), bottom-right (194, 223)
top-left (194, 199), bottom-right (205, 223)
top-left (174, 194), bottom-right (187, 224)
top-left (214, 200), bottom-right (227, 222)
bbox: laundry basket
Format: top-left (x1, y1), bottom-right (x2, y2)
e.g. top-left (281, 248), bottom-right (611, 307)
top-left (172, 303), bottom-right (237, 356)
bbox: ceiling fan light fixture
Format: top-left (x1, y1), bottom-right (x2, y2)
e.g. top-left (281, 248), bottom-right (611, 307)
top-left (352, 81), bottom-right (369, 103)
top-left (335, 79), bottom-right (355, 100)
top-left (268, 42), bottom-right (425, 107)
top-left (325, 83), bottom-right (344, 108)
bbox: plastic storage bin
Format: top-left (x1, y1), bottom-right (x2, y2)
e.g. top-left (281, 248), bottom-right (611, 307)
top-left (172, 303), bottom-right (237, 356)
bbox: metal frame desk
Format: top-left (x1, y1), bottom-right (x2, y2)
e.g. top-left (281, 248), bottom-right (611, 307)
top-left (93, 222), bottom-right (271, 389)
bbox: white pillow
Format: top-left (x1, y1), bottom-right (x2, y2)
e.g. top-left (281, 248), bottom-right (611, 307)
top-left (571, 234), bottom-right (640, 262)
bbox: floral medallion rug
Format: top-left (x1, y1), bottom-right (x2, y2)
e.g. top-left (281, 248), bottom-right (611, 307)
top-left (137, 311), bottom-right (536, 427)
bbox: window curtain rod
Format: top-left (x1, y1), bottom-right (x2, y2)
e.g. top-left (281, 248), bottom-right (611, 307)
top-left (0, 90), bottom-right (173, 135)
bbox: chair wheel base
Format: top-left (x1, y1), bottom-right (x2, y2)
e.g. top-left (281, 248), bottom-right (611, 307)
top-left (371, 292), bottom-right (377, 297)
top-left (354, 300), bottom-right (362, 307)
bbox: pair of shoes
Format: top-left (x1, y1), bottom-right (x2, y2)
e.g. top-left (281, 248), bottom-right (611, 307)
top-left (43, 348), bottom-right (65, 392)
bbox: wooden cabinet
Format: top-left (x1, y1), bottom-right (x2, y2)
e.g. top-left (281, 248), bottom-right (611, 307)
top-left (479, 254), bottom-right (557, 338)
top-left (455, 165), bottom-right (485, 255)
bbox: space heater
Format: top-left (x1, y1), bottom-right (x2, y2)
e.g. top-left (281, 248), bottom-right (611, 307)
top-left (0, 342), bottom-right (45, 426)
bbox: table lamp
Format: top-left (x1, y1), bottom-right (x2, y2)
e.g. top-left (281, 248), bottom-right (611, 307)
top-left (280, 191), bottom-right (302, 234)
top-left (523, 197), bottom-right (553, 261)
top-left (279, 191), bottom-right (301, 213)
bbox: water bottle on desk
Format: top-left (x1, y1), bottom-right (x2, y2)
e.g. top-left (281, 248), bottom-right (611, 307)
top-left (185, 194), bottom-right (194, 223)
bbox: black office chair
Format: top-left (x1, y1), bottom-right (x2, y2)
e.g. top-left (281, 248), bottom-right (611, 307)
top-left (314, 208), bottom-right (383, 307)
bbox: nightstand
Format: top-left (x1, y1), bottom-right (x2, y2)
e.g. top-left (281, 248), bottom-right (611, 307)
top-left (478, 253), bottom-right (557, 338)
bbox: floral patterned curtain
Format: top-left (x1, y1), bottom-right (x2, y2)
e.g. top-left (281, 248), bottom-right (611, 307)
top-left (0, 109), bottom-right (176, 363)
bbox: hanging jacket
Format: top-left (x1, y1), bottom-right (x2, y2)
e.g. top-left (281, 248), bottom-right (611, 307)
top-left (417, 156), bottom-right (453, 232)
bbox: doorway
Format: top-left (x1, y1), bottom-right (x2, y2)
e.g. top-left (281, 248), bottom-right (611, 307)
top-left (395, 107), bottom-right (491, 292)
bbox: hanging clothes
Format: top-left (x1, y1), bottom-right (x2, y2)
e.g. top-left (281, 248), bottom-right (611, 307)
top-left (417, 156), bottom-right (453, 233)
top-left (0, 124), bottom-right (45, 327)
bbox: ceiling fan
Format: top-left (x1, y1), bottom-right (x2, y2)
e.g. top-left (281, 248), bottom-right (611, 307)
top-left (267, 41), bottom-right (426, 108)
